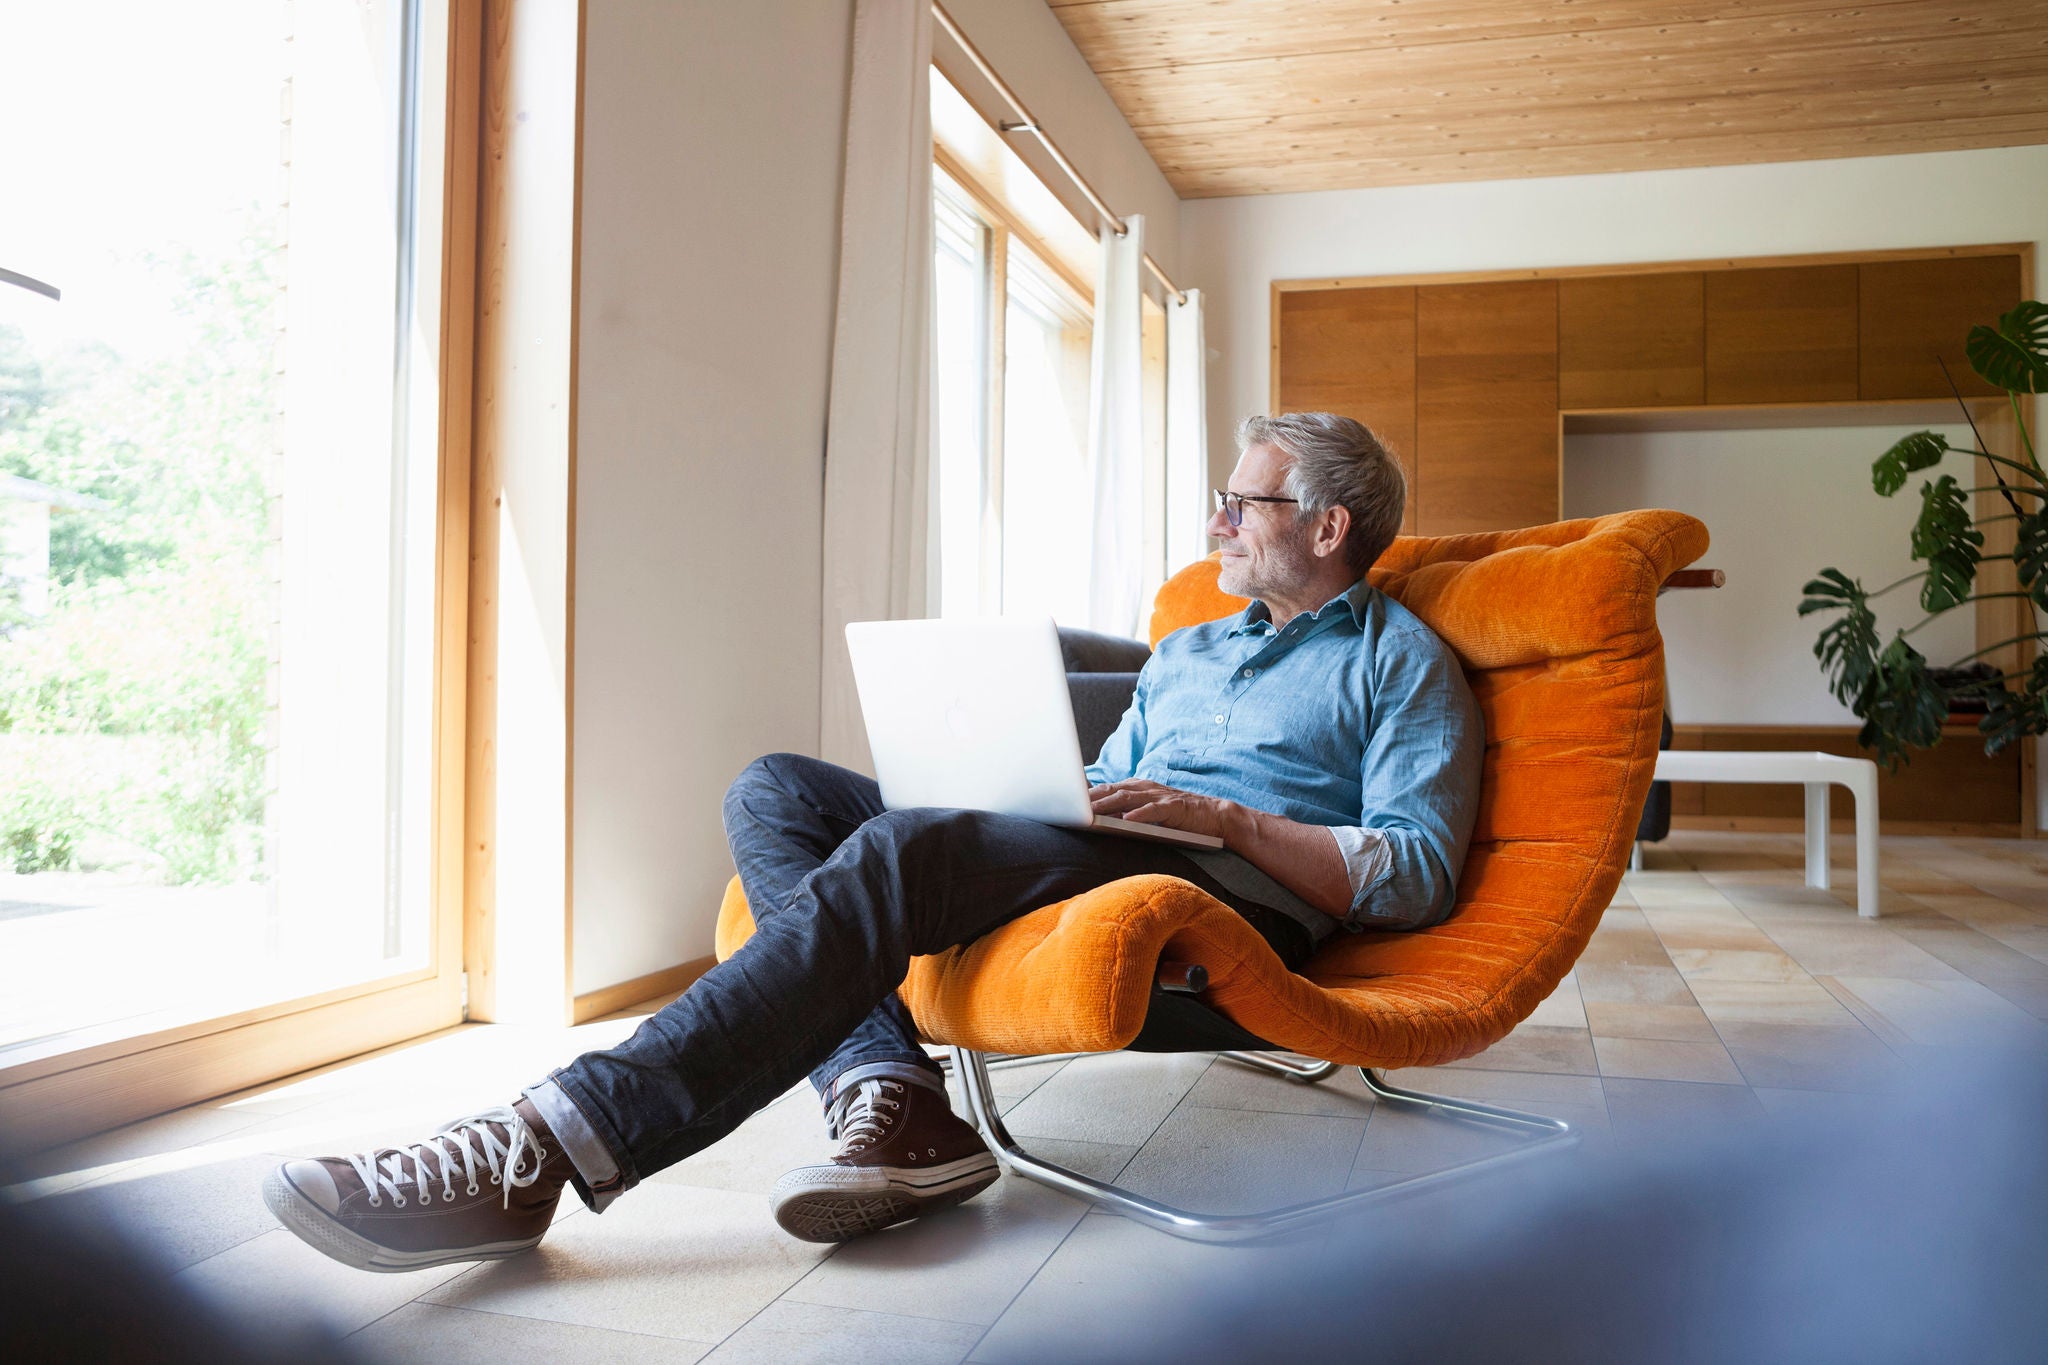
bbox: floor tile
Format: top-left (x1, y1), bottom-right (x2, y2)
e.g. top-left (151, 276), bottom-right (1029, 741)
top-left (1889, 920), bottom-right (2048, 981)
top-left (1817, 975), bottom-right (2047, 1048)
top-left (1640, 908), bottom-right (1777, 952)
top-left (36, 1149), bottom-right (287, 1274)
top-left (1437, 1025), bottom-right (1597, 1076)
top-left (702, 1300), bottom-right (981, 1365)
top-left (1975, 972), bottom-right (2048, 1019)
top-left (1686, 976), bottom-right (1855, 1027)
top-left (1712, 1022), bottom-right (1902, 1093)
top-left (424, 1183), bottom-right (824, 1343)
top-left (5, 1101), bottom-right (272, 1200)
top-left (968, 1211), bottom-right (1318, 1363)
top-left (1353, 1096), bottom-right (1603, 1174)
top-left (998, 1051), bottom-right (1210, 1146)
top-left (174, 1227), bottom-right (469, 1343)
top-left (1574, 924), bottom-right (1671, 968)
top-left (1117, 1104), bottom-right (1366, 1215)
top-left (1665, 946), bottom-right (1812, 983)
top-left (1177, 1054), bottom-right (1377, 1118)
top-left (1523, 972), bottom-right (1588, 1030)
top-left (782, 1138), bottom-right (1117, 1327)
top-left (1583, 1001), bottom-right (1719, 1042)
top-left (1600, 1078), bottom-right (1766, 1150)
top-left (648, 1088), bottom-right (828, 1196)
top-left (351, 1302), bottom-right (711, 1364)
top-left (1755, 923), bottom-right (1965, 980)
top-left (1592, 1036), bottom-right (1744, 1085)
top-left (1375, 1066), bottom-right (1606, 1111)
top-left (1574, 962), bottom-right (1699, 1006)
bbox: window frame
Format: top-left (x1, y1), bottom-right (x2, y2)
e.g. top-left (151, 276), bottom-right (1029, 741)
top-left (932, 146), bottom-right (1098, 618)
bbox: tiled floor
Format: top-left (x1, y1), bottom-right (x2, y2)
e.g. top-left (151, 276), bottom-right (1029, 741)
top-left (10, 831), bottom-right (2048, 1361)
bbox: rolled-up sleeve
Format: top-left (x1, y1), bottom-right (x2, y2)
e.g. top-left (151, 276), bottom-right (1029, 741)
top-left (1345, 631), bottom-right (1484, 931)
top-left (1084, 660), bottom-right (1152, 785)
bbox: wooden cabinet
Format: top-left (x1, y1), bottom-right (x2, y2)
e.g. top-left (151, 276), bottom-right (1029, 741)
top-left (1559, 272), bottom-right (1703, 408)
top-left (1860, 255), bottom-right (2023, 400)
top-left (1275, 287), bottom-right (1416, 531)
top-left (1705, 265), bottom-right (1858, 403)
top-left (1273, 248), bottom-right (2027, 538)
top-left (1416, 281), bottom-right (1558, 536)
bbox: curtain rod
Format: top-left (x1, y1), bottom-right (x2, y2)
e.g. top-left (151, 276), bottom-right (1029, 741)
top-left (930, 1), bottom-right (1187, 305)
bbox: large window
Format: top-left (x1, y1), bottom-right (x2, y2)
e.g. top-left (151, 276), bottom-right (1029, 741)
top-left (933, 166), bottom-right (1097, 622)
top-left (0, 0), bottom-right (457, 1064)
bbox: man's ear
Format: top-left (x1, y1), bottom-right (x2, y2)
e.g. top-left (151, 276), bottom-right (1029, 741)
top-left (1314, 505), bottom-right (1351, 559)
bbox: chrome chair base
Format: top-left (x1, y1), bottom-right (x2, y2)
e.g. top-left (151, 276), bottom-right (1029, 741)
top-left (950, 1046), bottom-right (1577, 1244)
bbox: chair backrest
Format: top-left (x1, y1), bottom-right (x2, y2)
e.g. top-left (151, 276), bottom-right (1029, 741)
top-left (1147, 510), bottom-right (1709, 1037)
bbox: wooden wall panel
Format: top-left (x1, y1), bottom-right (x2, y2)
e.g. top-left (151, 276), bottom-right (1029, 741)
top-left (1275, 286), bottom-right (1417, 531)
top-left (1859, 255), bottom-right (2023, 400)
top-left (1666, 725), bottom-right (2020, 828)
top-left (1415, 280), bottom-right (1558, 535)
top-left (1704, 264), bottom-right (1858, 404)
top-left (1559, 272), bottom-right (1703, 409)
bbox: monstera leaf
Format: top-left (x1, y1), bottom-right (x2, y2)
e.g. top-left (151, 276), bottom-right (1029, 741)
top-left (1872, 431), bottom-right (1951, 497)
top-left (1909, 475), bottom-right (1983, 611)
top-left (1966, 300), bottom-right (2048, 394)
top-left (1800, 570), bottom-right (1880, 707)
top-left (1851, 635), bottom-right (1948, 769)
top-left (2015, 507), bottom-right (2048, 608)
top-left (1981, 656), bottom-right (2048, 756)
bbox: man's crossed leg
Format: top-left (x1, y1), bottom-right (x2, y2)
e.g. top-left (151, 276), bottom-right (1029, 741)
top-left (264, 753), bottom-right (1307, 1271)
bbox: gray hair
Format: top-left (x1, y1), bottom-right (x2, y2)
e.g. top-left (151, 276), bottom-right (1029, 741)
top-left (1236, 412), bottom-right (1406, 574)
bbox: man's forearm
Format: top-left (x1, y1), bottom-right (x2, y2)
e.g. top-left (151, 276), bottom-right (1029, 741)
top-left (1220, 804), bottom-right (1353, 919)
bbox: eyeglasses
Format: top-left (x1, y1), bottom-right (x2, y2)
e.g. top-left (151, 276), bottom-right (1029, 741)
top-left (1213, 488), bottom-right (1299, 527)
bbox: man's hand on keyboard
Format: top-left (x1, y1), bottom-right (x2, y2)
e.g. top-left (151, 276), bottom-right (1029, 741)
top-left (1089, 780), bottom-right (1245, 845)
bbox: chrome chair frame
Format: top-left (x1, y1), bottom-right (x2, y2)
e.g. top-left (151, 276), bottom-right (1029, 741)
top-left (949, 1046), bottom-right (1577, 1244)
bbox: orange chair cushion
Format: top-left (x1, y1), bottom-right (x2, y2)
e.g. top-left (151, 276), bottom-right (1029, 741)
top-left (717, 509), bottom-right (1708, 1069)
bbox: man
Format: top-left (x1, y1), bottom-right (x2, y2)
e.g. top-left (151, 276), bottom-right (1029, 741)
top-left (262, 412), bottom-right (1483, 1272)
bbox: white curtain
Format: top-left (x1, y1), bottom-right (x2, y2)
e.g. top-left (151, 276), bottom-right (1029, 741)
top-left (1165, 286), bottom-right (1208, 576)
top-left (818, 0), bottom-right (935, 773)
top-left (1085, 213), bottom-right (1146, 638)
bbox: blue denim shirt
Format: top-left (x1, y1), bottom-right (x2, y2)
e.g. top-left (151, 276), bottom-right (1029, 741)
top-left (1085, 579), bottom-right (1483, 931)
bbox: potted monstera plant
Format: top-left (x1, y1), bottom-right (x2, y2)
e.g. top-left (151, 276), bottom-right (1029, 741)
top-left (1802, 299), bottom-right (2048, 766)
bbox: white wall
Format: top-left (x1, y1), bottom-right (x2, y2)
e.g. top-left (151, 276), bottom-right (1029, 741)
top-left (1181, 144), bottom-right (2048, 489)
top-left (1562, 426), bottom-right (1977, 727)
top-left (940, 0), bottom-right (1181, 278)
top-left (570, 0), bottom-right (853, 995)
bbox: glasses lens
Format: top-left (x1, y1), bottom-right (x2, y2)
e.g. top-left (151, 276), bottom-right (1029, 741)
top-left (1214, 489), bottom-right (1243, 526)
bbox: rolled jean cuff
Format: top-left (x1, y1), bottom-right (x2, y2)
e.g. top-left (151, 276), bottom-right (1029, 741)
top-left (818, 1057), bottom-right (947, 1123)
top-left (524, 1076), bottom-right (630, 1213)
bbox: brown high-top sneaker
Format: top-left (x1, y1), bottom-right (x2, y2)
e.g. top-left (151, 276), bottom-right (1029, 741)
top-left (769, 1077), bottom-right (999, 1243)
top-left (262, 1098), bottom-right (576, 1273)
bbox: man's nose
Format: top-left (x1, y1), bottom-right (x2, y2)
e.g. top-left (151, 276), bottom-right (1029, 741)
top-left (1206, 505), bottom-right (1235, 538)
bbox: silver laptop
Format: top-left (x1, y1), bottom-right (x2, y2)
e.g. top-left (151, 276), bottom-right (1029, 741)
top-left (844, 616), bottom-right (1224, 849)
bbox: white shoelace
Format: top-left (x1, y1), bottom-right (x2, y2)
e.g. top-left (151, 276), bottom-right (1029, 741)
top-left (347, 1106), bottom-right (548, 1211)
top-left (832, 1080), bottom-right (904, 1154)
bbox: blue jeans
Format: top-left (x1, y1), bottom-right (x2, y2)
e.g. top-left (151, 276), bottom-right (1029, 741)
top-left (538, 753), bottom-right (1307, 1204)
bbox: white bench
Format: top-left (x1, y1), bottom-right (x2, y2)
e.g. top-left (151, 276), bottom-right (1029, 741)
top-left (1648, 750), bottom-right (1881, 918)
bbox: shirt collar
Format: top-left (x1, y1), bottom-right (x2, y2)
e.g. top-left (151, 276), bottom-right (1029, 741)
top-left (1228, 578), bottom-right (1373, 637)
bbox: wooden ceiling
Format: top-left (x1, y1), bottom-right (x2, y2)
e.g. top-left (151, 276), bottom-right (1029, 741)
top-left (1047, 0), bottom-right (2048, 197)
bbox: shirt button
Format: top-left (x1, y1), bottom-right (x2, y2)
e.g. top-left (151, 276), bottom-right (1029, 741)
top-left (1242, 668), bottom-right (1254, 678)
top-left (1214, 715), bottom-right (1224, 724)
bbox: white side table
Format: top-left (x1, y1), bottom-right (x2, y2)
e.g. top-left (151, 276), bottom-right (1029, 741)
top-left (1649, 750), bottom-right (1881, 918)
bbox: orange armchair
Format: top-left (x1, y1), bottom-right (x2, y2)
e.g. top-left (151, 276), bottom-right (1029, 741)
top-left (718, 510), bottom-right (1710, 1239)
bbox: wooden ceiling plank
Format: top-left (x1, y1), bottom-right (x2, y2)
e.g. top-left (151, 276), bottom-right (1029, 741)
top-left (1166, 113), bottom-right (2048, 196)
top-left (1045, 0), bottom-right (2048, 197)
top-left (1051, 0), bottom-right (1956, 74)
top-left (1095, 22), bottom-right (2045, 129)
